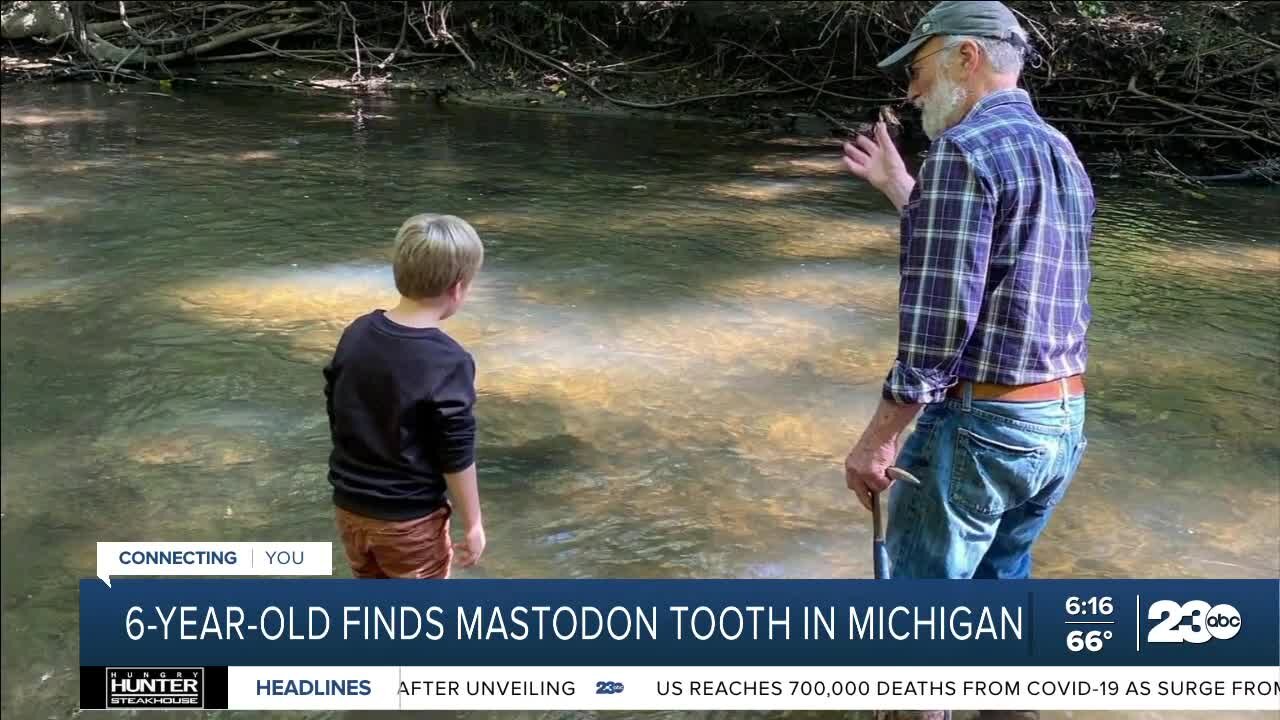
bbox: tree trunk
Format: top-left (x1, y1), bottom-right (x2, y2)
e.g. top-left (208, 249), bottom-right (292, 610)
top-left (1, 0), bottom-right (71, 40)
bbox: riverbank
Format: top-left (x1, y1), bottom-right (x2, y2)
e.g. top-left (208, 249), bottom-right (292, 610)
top-left (2, 51), bottom-right (1268, 189)
top-left (2, 0), bottom-right (1276, 183)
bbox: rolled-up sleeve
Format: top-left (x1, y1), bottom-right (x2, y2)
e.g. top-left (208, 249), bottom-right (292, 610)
top-left (883, 138), bottom-right (995, 405)
top-left (433, 355), bottom-right (478, 473)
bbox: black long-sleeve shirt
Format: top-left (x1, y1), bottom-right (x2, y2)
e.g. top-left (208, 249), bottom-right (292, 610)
top-left (323, 310), bottom-right (477, 520)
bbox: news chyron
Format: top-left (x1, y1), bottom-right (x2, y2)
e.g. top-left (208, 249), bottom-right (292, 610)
top-left (77, 577), bottom-right (1280, 712)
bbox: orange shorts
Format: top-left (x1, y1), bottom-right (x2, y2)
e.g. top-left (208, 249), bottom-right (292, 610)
top-left (334, 505), bottom-right (452, 579)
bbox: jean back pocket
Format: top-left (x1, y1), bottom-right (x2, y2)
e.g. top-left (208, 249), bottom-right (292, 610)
top-left (949, 426), bottom-right (1050, 517)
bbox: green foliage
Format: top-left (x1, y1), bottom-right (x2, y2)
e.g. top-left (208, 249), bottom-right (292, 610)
top-left (1074, 0), bottom-right (1109, 19)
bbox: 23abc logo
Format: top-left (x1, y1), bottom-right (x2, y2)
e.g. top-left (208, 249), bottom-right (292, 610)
top-left (1147, 600), bottom-right (1241, 644)
top-left (595, 681), bottom-right (625, 695)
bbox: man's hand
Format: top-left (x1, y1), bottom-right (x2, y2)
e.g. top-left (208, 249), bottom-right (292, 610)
top-left (453, 523), bottom-right (486, 568)
top-left (845, 436), bottom-right (899, 512)
top-left (842, 121), bottom-right (916, 210)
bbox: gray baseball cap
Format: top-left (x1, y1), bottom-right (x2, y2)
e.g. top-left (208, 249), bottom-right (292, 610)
top-left (877, 1), bottom-right (1026, 70)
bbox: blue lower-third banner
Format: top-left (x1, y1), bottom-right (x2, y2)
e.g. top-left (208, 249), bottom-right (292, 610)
top-left (78, 579), bottom-right (1280, 710)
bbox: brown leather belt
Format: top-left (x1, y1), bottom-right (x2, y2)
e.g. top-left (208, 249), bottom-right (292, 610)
top-left (947, 375), bottom-right (1086, 402)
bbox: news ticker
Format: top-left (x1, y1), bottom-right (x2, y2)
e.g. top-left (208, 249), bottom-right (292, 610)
top-left (80, 665), bottom-right (1280, 711)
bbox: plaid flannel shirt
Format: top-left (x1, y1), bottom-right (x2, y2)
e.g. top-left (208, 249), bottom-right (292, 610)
top-left (884, 88), bottom-right (1096, 405)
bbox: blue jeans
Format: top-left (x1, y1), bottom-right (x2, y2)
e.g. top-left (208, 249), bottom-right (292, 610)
top-left (886, 382), bottom-right (1088, 579)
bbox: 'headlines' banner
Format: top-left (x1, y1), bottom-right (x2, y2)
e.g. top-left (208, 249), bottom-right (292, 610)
top-left (80, 579), bottom-right (1279, 667)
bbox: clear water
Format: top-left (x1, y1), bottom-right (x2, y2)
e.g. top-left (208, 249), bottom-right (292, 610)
top-left (2, 84), bottom-right (1278, 720)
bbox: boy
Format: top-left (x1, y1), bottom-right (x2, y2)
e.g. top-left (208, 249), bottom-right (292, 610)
top-left (323, 213), bottom-right (486, 578)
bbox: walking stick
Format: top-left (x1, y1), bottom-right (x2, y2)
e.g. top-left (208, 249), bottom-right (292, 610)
top-left (871, 468), bottom-right (951, 720)
top-left (872, 467), bottom-right (922, 580)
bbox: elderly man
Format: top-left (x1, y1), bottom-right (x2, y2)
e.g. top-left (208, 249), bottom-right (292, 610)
top-left (843, 0), bottom-right (1095, 586)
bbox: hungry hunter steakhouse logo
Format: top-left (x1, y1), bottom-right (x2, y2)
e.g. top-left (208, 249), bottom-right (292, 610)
top-left (106, 667), bottom-right (203, 707)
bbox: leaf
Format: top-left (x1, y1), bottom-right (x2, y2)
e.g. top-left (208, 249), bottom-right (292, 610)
top-left (158, 79), bottom-right (173, 91)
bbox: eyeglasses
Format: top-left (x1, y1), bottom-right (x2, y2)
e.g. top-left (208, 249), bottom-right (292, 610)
top-left (905, 45), bottom-right (949, 82)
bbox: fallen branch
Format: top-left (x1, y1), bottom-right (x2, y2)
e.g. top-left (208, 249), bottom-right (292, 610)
top-left (138, 90), bottom-right (184, 101)
top-left (715, 38), bottom-right (902, 104)
top-left (244, 38), bottom-right (350, 67)
top-left (437, 3), bottom-right (475, 71)
top-left (1186, 169), bottom-right (1275, 184)
top-left (815, 108), bottom-right (853, 134)
top-left (341, 2), bottom-right (362, 78)
top-left (1246, 33), bottom-right (1280, 53)
top-left (377, 0), bottom-right (408, 68)
top-left (491, 33), bottom-right (808, 110)
top-left (108, 42), bottom-right (139, 84)
top-left (1200, 54), bottom-right (1279, 89)
top-left (1044, 115), bottom-right (1190, 128)
top-left (591, 49), bottom-right (680, 73)
top-left (1151, 148), bottom-right (1204, 186)
top-left (86, 10), bottom-right (168, 37)
top-left (1127, 75), bottom-right (1280, 148)
top-left (419, 1), bottom-right (475, 71)
top-left (196, 49), bottom-right (278, 61)
top-left (78, 17), bottom-right (327, 67)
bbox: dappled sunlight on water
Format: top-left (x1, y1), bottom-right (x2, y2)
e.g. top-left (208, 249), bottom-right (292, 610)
top-left (41, 159), bottom-right (117, 175)
top-left (762, 135), bottom-right (845, 148)
top-left (751, 154), bottom-right (849, 176)
top-left (704, 178), bottom-right (845, 201)
top-left (0, 278), bottom-right (78, 308)
top-left (140, 148), bottom-right (289, 165)
top-left (0, 108), bottom-right (107, 126)
top-left (712, 267), bottom-right (900, 314)
top-left (0, 200), bottom-right (84, 225)
top-left (169, 265), bottom-right (400, 327)
top-left (305, 111), bottom-right (397, 123)
top-left (767, 217), bottom-right (900, 262)
top-left (615, 307), bottom-right (832, 366)
top-left (1156, 243), bottom-right (1280, 274)
top-left (111, 427), bottom-right (274, 468)
top-left (2, 84), bottom-right (1278, 719)
top-left (1036, 476), bottom-right (1280, 580)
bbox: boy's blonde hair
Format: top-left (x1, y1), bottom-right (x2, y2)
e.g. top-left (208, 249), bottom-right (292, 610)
top-left (392, 214), bottom-right (484, 299)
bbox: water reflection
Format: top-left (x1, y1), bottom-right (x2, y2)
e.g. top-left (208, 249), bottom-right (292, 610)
top-left (0, 108), bottom-right (107, 126)
top-left (0, 200), bottom-right (85, 225)
top-left (2, 84), bottom-right (1278, 720)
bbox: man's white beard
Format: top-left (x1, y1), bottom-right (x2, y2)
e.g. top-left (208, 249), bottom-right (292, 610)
top-left (918, 73), bottom-right (969, 140)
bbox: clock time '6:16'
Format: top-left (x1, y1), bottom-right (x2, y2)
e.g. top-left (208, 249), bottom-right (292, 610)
top-left (1065, 596), bottom-right (1113, 616)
